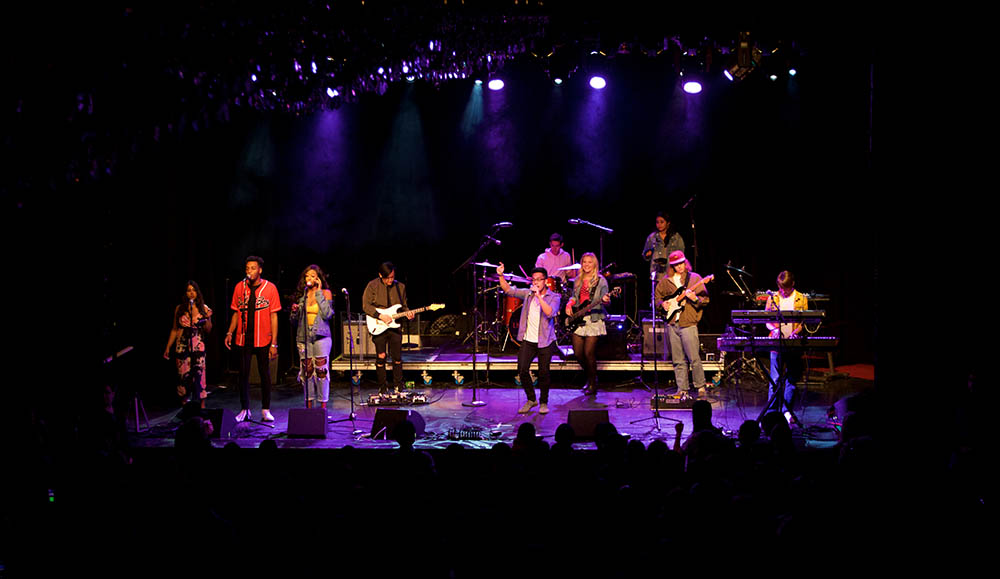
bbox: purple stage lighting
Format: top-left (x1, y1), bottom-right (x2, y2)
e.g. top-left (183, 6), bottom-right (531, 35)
top-left (251, 74), bottom-right (257, 82)
top-left (474, 79), bottom-right (483, 86)
top-left (553, 78), bottom-right (563, 86)
top-left (488, 79), bottom-right (504, 91)
top-left (724, 70), bottom-right (734, 81)
top-left (377, 66), bottom-right (385, 75)
top-left (683, 81), bottom-right (703, 94)
top-left (402, 64), bottom-right (410, 74)
top-left (327, 88), bottom-right (338, 98)
top-left (789, 68), bottom-right (797, 76)
top-left (589, 76), bottom-right (606, 89)
top-left (311, 61), bottom-right (318, 74)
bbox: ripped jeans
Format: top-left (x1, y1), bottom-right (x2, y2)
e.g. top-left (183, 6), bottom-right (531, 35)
top-left (298, 337), bottom-right (332, 403)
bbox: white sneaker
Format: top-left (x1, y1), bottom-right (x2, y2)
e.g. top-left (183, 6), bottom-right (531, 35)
top-left (235, 409), bottom-right (249, 422)
top-left (261, 409), bottom-right (275, 422)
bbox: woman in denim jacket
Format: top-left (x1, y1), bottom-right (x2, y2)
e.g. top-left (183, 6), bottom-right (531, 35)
top-left (291, 265), bottom-right (335, 409)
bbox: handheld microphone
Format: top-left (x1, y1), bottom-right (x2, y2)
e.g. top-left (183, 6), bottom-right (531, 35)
top-left (568, 218), bottom-right (581, 225)
top-left (341, 288), bottom-right (349, 295)
top-left (484, 235), bottom-right (502, 246)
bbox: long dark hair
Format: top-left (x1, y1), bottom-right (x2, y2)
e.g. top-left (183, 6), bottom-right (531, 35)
top-left (177, 280), bottom-right (209, 323)
top-left (294, 264), bottom-right (331, 302)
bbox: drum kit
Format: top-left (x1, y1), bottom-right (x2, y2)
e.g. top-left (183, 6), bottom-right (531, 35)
top-left (470, 261), bottom-right (634, 350)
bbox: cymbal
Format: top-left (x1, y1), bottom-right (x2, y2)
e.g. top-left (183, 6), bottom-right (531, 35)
top-left (474, 261), bottom-right (500, 268)
top-left (558, 263), bottom-right (582, 271)
top-left (486, 273), bottom-right (530, 284)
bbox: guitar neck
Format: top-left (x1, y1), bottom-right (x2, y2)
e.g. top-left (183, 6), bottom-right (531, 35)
top-left (390, 306), bottom-right (429, 320)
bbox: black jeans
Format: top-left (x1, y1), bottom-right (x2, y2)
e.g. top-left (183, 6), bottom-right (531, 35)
top-left (372, 329), bottom-right (403, 390)
top-left (237, 345), bottom-right (272, 410)
top-left (517, 340), bottom-right (553, 403)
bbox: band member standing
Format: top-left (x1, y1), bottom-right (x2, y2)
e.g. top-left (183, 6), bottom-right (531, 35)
top-left (362, 262), bottom-right (414, 394)
top-left (290, 265), bottom-right (335, 410)
top-left (564, 253), bottom-right (611, 396)
top-left (654, 250), bottom-right (709, 397)
top-left (497, 264), bottom-right (561, 414)
top-left (224, 256), bottom-right (282, 422)
top-left (765, 271), bottom-right (808, 423)
top-left (535, 233), bottom-right (576, 283)
top-left (642, 212), bottom-right (685, 281)
top-left (164, 280), bottom-right (213, 408)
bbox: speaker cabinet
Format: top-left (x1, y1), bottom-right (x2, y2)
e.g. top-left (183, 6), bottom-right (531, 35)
top-left (370, 409), bottom-right (426, 440)
top-left (287, 408), bottom-right (328, 438)
top-left (567, 409), bottom-right (611, 440)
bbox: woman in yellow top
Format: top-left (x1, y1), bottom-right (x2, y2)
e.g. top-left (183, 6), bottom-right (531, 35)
top-left (291, 265), bottom-right (335, 409)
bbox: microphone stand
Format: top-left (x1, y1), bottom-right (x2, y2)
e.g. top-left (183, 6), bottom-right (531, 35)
top-left (330, 290), bottom-right (367, 434)
top-left (568, 218), bottom-right (613, 270)
top-left (683, 194), bottom-right (699, 271)
top-left (453, 233), bottom-right (500, 408)
top-left (630, 271), bottom-right (679, 431)
top-left (239, 278), bottom-right (274, 429)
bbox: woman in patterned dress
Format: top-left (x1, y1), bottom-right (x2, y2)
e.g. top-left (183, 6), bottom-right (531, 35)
top-left (164, 280), bottom-right (213, 407)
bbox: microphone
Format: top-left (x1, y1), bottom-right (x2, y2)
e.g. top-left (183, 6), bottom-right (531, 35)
top-left (568, 218), bottom-right (581, 225)
top-left (492, 221), bottom-right (513, 228)
top-left (484, 235), bottom-right (502, 246)
top-left (341, 288), bottom-right (349, 295)
top-left (305, 280), bottom-right (314, 288)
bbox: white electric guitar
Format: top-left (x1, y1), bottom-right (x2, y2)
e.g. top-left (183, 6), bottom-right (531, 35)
top-left (367, 303), bottom-right (446, 336)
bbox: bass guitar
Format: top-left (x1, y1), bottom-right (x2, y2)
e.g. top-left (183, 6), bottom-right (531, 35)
top-left (660, 274), bottom-right (714, 324)
top-left (565, 287), bottom-right (622, 333)
top-left (367, 303), bottom-right (445, 336)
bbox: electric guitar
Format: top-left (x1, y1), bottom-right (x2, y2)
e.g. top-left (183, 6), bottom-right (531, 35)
top-left (367, 303), bottom-right (445, 336)
top-left (565, 287), bottom-right (622, 333)
top-left (660, 274), bottom-right (714, 324)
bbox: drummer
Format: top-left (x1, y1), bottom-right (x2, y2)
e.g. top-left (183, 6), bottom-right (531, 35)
top-left (536, 233), bottom-right (577, 284)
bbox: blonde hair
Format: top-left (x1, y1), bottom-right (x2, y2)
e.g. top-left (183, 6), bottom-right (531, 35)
top-left (580, 252), bottom-right (600, 289)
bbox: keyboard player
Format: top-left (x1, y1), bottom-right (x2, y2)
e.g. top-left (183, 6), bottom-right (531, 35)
top-left (764, 271), bottom-right (809, 424)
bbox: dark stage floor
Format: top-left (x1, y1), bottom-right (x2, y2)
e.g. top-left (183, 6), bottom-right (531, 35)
top-left (128, 367), bottom-right (872, 451)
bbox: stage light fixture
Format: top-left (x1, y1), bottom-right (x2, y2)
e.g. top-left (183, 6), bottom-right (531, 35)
top-left (683, 81), bottom-right (703, 94)
top-left (487, 79), bottom-right (504, 91)
top-left (769, 74), bottom-right (778, 81)
top-left (788, 68), bottom-right (797, 76)
top-left (474, 79), bottom-right (483, 86)
top-left (553, 77), bottom-right (563, 86)
top-left (589, 76), bottom-right (607, 89)
top-left (327, 87), bottom-right (337, 97)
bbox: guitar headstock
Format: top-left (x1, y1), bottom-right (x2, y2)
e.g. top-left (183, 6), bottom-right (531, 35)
top-left (428, 303), bottom-right (446, 311)
top-left (610, 286), bottom-right (622, 297)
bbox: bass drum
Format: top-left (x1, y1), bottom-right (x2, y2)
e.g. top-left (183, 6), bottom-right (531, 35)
top-left (507, 304), bottom-right (522, 347)
top-left (502, 294), bottom-right (523, 325)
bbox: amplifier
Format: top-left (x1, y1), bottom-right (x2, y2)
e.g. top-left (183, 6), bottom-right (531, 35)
top-left (595, 315), bottom-right (629, 360)
top-left (341, 318), bottom-right (375, 357)
top-left (641, 318), bottom-right (670, 360)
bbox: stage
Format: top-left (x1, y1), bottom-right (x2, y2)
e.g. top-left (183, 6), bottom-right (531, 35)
top-left (126, 365), bottom-right (871, 451)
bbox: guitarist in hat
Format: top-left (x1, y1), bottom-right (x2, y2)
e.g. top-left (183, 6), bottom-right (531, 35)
top-left (655, 250), bottom-right (711, 397)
